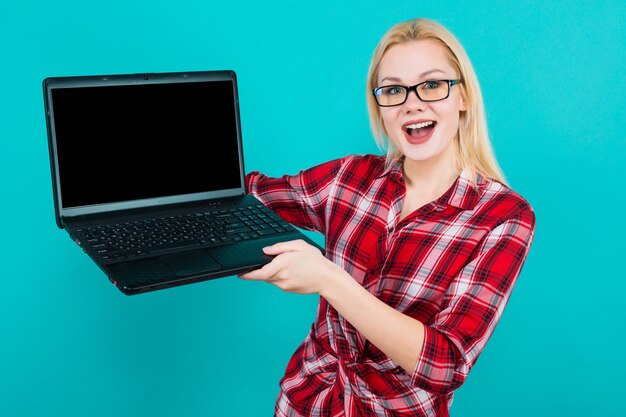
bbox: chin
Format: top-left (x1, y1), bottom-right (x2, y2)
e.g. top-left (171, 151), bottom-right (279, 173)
top-left (401, 149), bottom-right (440, 163)
top-left (393, 136), bottom-right (449, 163)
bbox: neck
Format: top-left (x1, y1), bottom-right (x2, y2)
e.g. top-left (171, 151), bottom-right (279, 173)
top-left (402, 145), bottom-right (459, 195)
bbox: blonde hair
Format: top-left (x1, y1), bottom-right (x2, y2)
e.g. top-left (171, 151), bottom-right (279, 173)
top-left (366, 18), bottom-right (507, 186)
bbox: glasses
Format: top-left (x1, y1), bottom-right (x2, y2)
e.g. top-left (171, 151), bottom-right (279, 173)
top-left (372, 79), bottom-right (462, 107)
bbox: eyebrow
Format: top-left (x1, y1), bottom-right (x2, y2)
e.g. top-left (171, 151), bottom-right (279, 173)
top-left (381, 69), bottom-right (447, 84)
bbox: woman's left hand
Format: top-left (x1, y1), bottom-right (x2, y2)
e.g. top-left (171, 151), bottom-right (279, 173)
top-left (238, 239), bottom-right (337, 295)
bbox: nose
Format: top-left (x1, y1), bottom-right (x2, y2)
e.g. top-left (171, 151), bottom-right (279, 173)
top-left (403, 89), bottom-right (427, 113)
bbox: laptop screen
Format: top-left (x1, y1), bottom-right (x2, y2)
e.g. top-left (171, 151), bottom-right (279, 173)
top-left (47, 74), bottom-right (243, 214)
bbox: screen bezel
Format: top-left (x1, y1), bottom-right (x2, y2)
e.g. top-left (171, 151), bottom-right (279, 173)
top-left (43, 71), bottom-right (245, 228)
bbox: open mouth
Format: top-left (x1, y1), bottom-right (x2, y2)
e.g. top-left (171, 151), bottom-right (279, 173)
top-left (404, 120), bottom-right (437, 138)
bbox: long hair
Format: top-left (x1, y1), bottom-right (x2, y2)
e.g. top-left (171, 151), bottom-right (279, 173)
top-left (366, 18), bottom-right (507, 186)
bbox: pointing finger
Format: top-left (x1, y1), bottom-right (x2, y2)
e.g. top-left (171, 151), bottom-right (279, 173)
top-left (239, 256), bottom-right (283, 281)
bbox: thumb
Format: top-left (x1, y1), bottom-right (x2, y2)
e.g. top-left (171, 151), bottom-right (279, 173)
top-left (262, 245), bottom-right (279, 255)
top-left (262, 240), bottom-right (303, 255)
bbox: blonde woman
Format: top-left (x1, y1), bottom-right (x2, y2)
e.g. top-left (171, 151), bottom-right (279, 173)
top-left (241, 18), bottom-right (535, 417)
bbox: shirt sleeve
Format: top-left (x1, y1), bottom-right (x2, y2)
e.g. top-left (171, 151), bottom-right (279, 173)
top-left (245, 156), bottom-right (348, 233)
top-left (410, 205), bottom-right (536, 395)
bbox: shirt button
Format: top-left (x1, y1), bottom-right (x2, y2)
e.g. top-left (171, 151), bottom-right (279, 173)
top-left (338, 393), bottom-right (344, 400)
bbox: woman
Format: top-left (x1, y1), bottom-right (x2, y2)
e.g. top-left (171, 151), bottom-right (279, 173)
top-left (241, 18), bottom-right (535, 417)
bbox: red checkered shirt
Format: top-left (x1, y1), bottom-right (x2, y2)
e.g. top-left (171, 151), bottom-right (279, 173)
top-left (245, 154), bottom-right (536, 417)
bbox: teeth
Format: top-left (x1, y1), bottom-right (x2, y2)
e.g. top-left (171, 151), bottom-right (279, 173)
top-left (405, 121), bottom-right (434, 129)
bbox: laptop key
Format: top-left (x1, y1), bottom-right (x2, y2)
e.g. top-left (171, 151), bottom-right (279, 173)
top-left (225, 226), bottom-right (251, 234)
top-left (239, 232), bottom-right (259, 240)
top-left (226, 222), bottom-right (245, 228)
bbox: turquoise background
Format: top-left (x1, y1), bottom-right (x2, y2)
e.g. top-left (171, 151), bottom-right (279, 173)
top-left (1, 1), bottom-right (624, 416)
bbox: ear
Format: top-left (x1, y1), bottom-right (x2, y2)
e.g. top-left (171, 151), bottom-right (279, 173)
top-left (459, 91), bottom-right (467, 111)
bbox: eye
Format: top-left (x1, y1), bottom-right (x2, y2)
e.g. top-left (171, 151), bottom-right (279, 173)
top-left (423, 80), bottom-right (443, 89)
top-left (382, 86), bottom-right (405, 96)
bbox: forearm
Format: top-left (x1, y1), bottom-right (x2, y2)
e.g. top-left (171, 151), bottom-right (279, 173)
top-left (320, 264), bottom-right (425, 375)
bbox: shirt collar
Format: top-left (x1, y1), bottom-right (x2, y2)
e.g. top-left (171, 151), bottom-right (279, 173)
top-left (444, 169), bottom-right (484, 211)
top-left (376, 157), bottom-right (484, 211)
top-left (375, 157), bottom-right (404, 182)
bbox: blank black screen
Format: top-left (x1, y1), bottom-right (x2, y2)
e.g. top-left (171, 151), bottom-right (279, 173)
top-left (51, 80), bottom-right (242, 208)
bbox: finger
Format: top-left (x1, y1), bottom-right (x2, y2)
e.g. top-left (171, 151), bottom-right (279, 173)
top-left (263, 239), bottom-right (309, 255)
top-left (239, 256), bottom-right (284, 280)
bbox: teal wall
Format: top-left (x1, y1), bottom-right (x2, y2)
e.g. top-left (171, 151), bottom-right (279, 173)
top-left (1, 1), bottom-right (624, 416)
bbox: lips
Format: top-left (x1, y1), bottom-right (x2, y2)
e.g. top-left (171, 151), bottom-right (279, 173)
top-left (403, 120), bottom-right (437, 144)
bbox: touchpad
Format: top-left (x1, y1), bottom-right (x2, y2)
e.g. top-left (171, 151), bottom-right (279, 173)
top-left (161, 250), bottom-right (222, 277)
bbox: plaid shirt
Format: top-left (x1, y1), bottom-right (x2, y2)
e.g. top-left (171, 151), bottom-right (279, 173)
top-left (245, 154), bottom-right (535, 417)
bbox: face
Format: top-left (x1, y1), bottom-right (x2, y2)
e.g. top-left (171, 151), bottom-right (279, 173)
top-left (377, 40), bottom-right (466, 166)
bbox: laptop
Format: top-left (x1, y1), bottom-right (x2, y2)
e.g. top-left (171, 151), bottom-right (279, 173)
top-left (43, 70), bottom-right (323, 295)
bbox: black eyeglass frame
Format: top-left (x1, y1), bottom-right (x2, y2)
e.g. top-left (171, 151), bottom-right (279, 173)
top-left (371, 79), bottom-right (463, 107)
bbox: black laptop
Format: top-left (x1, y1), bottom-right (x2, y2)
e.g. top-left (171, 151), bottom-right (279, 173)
top-left (43, 70), bottom-right (322, 295)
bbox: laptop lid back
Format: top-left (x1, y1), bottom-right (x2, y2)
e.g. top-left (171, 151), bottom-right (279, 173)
top-left (43, 71), bottom-right (245, 228)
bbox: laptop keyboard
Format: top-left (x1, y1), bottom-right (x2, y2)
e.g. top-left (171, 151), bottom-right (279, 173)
top-left (75, 204), bottom-right (296, 261)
